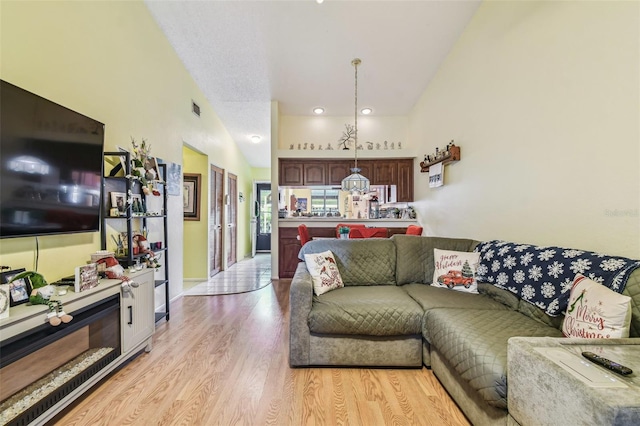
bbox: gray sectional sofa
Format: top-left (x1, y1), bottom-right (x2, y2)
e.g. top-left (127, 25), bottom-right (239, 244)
top-left (289, 235), bottom-right (640, 425)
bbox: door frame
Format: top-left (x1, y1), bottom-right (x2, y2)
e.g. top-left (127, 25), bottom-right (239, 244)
top-left (210, 164), bottom-right (224, 276)
top-left (254, 180), bottom-right (272, 253)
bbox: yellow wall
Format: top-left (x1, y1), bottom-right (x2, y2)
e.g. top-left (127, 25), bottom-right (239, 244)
top-left (0, 1), bottom-right (256, 294)
top-left (182, 146), bottom-right (208, 279)
top-left (408, 1), bottom-right (639, 258)
top-left (251, 168), bottom-right (272, 182)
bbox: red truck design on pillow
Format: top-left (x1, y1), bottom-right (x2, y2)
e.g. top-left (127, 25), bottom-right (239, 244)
top-left (437, 270), bottom-right (473, 289)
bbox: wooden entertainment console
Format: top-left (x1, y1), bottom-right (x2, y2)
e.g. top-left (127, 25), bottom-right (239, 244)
top-left (0, 269), bottom-right (155, 425)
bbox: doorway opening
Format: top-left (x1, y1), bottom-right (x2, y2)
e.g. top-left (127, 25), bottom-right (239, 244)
top-left (255, 183), bottom-right (271, 252)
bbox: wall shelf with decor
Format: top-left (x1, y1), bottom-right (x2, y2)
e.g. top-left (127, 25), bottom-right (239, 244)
top-left (419, 143), bottom-right (461, 173)
top-left (101, 151), bottom-right (170, 323)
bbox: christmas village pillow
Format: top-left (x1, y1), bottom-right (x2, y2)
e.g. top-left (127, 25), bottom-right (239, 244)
top-left (305, 250), bottom-right (344, 296)
top-left (562, 274), bottom-right (632, 339)
top-left (432, 249), bottom-right (480, 294)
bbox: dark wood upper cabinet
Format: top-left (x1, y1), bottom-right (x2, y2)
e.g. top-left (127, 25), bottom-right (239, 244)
top-left (279, 158), bottom-right (413, 201)
top-left (396, 159), bottom-right (414, 202)
top-left (372, 161), bottom-right (398, 185)
top-left (280, 161), bottom-right (304, 186)
top-left (303, 162), bottom-right (326, 185)
top-left (327, 162), bottom-right (352, 185)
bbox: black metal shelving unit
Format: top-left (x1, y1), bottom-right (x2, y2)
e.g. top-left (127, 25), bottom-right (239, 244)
top-left (101, 152), bottom-right (169, 323)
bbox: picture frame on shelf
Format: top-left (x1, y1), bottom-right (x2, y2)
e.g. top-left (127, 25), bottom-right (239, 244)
top-left (144, 156), bottom-right (161, 182)
top-left (110, 192), bottom-right (127, 215)
top-left (131, 194), bottom-right (144, 215)
top-left (1, 268), bottom-right (32, 307)
top-left (183, 173), bottom-right (201, 221)
top-left (75, 263), bottom-right (99, 292)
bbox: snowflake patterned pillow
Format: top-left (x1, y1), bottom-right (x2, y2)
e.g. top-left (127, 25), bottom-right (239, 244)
top-left (562, 274), bottom-right (632, 339)
top-left (305, 250), bottom-right (344, 296)
top-left (431, 249), bottom-right (480, 294)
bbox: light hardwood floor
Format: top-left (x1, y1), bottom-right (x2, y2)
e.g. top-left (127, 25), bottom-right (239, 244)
top-left (51, 279), bottom-right (470, 425)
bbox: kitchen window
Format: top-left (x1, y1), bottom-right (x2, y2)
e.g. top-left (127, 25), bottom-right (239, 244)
top-left (310, 189), bottom-right (339, 215)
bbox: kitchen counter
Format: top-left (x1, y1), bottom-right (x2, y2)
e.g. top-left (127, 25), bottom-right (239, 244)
top-left (279, 218), bottom-right (417, 227)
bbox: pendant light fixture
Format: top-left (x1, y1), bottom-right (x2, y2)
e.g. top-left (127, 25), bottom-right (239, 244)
top-left (341, 58), bottom-right (370, 194)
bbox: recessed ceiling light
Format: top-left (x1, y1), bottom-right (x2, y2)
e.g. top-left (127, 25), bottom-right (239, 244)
top-left (361, 108), bottom-right (372, 115)
top-left (316, 0), bottom-right (324, 4)
top-left (313, 107), bottom-right (325, 115)
top-left (250, 135), bottom-right (261, 143)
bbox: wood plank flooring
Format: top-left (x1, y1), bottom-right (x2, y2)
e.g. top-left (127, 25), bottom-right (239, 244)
top-left (51, 279), bottom-right (470, 426)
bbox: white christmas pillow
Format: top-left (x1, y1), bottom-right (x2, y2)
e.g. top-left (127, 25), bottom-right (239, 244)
top-left (305, 250), bottom-right (344, 296)
top-left (562, 274), bottom-right (632, 339)
top-left (432, 249), bottom-right (480, 294)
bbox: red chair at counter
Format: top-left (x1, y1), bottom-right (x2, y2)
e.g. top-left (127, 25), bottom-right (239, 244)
top-left (349, 227), bottom-right (388, 239)
top-left (406, 225), bottom-right (423, 235)
top-left (335, 223), bottom-right (365, 238)
top-left (298, 224), bottom-right (312, 246)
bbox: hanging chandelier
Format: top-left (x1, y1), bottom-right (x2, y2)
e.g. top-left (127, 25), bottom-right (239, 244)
top-left (341, 58), bottom-right (370, 194)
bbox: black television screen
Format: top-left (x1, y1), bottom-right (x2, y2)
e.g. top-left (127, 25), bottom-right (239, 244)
top-left (0, 80), bottom-right (105, 239)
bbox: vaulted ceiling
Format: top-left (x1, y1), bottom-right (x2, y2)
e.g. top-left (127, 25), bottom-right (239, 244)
top-left (145, 0), bottom-right (481, 168)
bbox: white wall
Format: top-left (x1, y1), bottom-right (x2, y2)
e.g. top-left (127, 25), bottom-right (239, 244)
top-left (278, 115), bottom-right (409, 159)
top-left (409, 1), bottom-right (639, 258)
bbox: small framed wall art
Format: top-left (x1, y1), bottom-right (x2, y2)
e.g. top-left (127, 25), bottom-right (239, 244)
top-left (1, 268), bottom-right (32, 307)
top-left (183, 173), bottom-right (201, 221)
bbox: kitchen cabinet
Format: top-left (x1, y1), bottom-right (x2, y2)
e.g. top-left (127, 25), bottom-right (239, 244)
top-left (327, 162), bottom-right (352, 185)
top-left (372, 161), bottom-right (398, 185)
top-left (303, 162), bottom-right (326, 185)
top-left (278, 227), bottom-right (303, 278)
top-left (396, 159), bottom-right (414, 202)
top-left (279, 158), bottom-right (414, 201)
top-left (280, 162), bottom-right (304, 186)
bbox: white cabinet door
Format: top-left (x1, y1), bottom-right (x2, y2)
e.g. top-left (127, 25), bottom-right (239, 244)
top-left (121, 269), bottom-right (155, 354)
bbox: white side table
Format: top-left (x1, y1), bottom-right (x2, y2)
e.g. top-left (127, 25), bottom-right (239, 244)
top-left (508, 337), bottom-right (640, 425)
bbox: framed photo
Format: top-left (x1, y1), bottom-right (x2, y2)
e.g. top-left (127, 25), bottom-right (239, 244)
top-left (1, 268), bottom-right (32, 307)
top-left (131, 193), bottom-right (143, 215)
top-left (183, 173), bottom-right (201, 221)
top-left (144, 156), bottom-right (161, 182)
top-left (110, 192), bottom-right (127, 215)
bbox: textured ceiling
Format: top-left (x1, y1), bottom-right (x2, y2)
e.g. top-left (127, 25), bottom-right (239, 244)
top-left (145, 0), bottom-right (481, 168)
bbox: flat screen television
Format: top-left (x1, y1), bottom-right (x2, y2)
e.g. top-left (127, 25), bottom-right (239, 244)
top-left (0, 80), bottom-right (105, 239)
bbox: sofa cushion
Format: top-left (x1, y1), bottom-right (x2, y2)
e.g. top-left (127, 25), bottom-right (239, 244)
top-left (404, 283), bottom-right (511, 312)
top-left (393, 235), bottom-right (478, 285)
top-left (425, 309), bottom-right (563, 409)
top-left (304, 250), bottom-right (344, 296)
top-left (432, 249), bottom-right (480, 294)
top-left (403, 284), bottom-right (512, 342)
top-left (562, 273), bottom-right (632, 338)
top-left (308, 286), bottom-right (423, 336)
top-left (299, 239), bottom-right (397, 286)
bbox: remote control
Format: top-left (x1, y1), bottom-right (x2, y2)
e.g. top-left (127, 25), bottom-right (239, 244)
top-left (582, 351), bottom-right (633, 376)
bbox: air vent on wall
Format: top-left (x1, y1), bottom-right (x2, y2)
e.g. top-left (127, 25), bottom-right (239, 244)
top-left (192, 100), bottom-right (201, 117)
